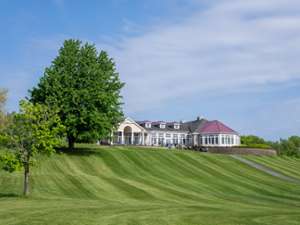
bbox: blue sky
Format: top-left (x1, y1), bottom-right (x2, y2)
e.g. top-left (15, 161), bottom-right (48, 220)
top-left (1, 0), bottom-right (300, 140)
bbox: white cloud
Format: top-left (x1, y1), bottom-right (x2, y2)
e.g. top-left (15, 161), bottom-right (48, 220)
top-left (100, 0), bottom-right (300, 114)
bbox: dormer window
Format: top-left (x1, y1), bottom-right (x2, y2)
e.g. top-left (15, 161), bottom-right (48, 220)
top-left (160, 123), bottom-right (166, 129)
top-left (145, 122), bottom-right (151, 128)
top-left (174, 124), bottom-right (180, 129)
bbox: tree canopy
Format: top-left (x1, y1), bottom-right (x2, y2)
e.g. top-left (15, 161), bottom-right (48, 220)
top-left (30, 39), bottom-right (124, 149)
top-left (0, 88), bottom-right (7, 129)
top-left (240, 135), bottom-right (271, 149)
top-left (272, 136), bottom-right (300, 157)
top-left (0, 100), bottom-right (65, 196)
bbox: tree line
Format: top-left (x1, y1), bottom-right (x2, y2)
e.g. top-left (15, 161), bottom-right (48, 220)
top-left (241, 135), bottom-right (300, 157)
top-left (0, 39), bottom-right (124, 196)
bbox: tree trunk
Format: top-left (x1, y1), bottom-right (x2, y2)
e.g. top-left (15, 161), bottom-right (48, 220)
top-left (23, 162), bottom-right (30, 196)
top-left (68, 135), bottom-right (75, 150)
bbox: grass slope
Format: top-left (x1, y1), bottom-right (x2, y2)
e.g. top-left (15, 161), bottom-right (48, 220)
top-left (0, 145), bottom-right (300, 225)
top-left (245, 155), bottom-right (300, 180)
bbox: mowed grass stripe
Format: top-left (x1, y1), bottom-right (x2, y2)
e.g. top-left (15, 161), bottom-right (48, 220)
top-left (1, 145), bottom-right (300, 225)
top-left (246, 156), bottom-right (300, 180)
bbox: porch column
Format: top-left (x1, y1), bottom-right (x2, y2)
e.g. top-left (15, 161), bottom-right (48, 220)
top-left (142, 132), bottom-right (145, 145)
top-left (110, 132), bottom-right (113, 145)
top-left (121, 131), bottom-right (124, 145)
top-left (131, 132), bottom-right (134, 145)
top-left (139, 133), bottom-right (142, 145)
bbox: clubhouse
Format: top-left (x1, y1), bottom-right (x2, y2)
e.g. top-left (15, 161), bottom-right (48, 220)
top-left (112, 117), bottom-right (240, 147)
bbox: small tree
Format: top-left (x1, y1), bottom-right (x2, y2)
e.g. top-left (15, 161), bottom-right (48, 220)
top-left (30, 39), bottom-right (124, 149)
top-left (0, 100), bottom-right (65, 196)
top-left (0, 88), bottom-right (8, 130)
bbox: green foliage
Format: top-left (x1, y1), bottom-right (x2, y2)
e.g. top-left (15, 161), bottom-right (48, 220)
top-left (241, 135), bottom-right (268, 145)
top-left (30, 39), bottom-right (124, 148)
top-left (0, 88), bottom-right (7, 113)
top-left (241, 135), bottom-right (300, 157)
top-left (272, 136), bottom-right (300, 157)
top-left (239, 143), bottom-right (272, 149)
top-left (0, 88), bottom-right (8, 135)
top-left (4, 100), bottom-right (65, 161)
top-left (0, 100), bottom-right (65, 195)
top-left (240, 135), bottom-right (272, 149)
top-left (0, 151), bottom-right (21, 172)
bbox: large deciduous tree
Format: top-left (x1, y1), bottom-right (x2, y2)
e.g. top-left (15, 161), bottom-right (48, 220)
top-left (30, 39), bottom-right (124, 149)
top-left (0, 100), bottom-right (65, 196)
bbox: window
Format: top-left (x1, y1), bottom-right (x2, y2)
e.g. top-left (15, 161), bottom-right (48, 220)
top-left (174, 124), bottom-right (180, 129)
top-left (159, 133), bottom-right (164, 138)
top-left (145, 123), bottom-right (151, 128)
top-left (152, 138), bottom-right (157, 145)
top-left (160, 124), bottom-right (166, 129)
top-left (158, 138), bottom-right (164, 145)
top-left (210, 135), bottom-right (214, 145)
top-left (216, 136), bottom-right (219, 145)
top-left (166, 133), bottom-right (171, 138)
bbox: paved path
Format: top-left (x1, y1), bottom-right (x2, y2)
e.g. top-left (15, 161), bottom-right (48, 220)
top-left (231, 155), bottom-right (300, 184)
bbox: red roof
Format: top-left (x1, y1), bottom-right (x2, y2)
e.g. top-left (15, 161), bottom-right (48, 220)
top-left (197, 120), bottom-right (238, 134)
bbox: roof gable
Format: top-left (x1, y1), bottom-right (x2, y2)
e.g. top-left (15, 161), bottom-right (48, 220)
top-left (118, 117), bottom-right (147, 132)
top-left (181, 119), bottom-right (207, 132)
top-left (197, 120), bottom-right (238, 134)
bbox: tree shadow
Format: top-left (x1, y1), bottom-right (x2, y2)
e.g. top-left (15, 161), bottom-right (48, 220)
top-left (57, 147), bottom-right (104, 157)
top-left (0, 193), bottom-right (20, 198)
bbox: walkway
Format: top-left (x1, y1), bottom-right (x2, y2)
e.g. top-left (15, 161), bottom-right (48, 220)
top-left (231, 155), bottom-right (300, 184)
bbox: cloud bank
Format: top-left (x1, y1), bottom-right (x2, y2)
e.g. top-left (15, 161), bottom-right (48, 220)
top-left (104, 0), bottom-right (300, 115)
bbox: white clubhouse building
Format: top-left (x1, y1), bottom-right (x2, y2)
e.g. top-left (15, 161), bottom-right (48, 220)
top-left (112, 117), bottom-right (240, 147)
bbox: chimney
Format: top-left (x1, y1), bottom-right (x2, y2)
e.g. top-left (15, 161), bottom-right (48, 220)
top-left (197, 116), bottom-right (203, 120)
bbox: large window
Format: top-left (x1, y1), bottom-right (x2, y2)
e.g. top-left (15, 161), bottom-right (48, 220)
top-left (173, 134), bottom-right (178, 145)
top-left (158, 138), bottom-right (164, 145)
top-left (152, 138), bottom-right (157, 145)
top-left (210, 135), bottom-right (214, 145)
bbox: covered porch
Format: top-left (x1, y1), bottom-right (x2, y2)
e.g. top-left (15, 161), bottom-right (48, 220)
top-left (113, 118), bottom-right (148, 145)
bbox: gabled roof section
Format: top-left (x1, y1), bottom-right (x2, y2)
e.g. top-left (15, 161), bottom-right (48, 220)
top-left (181, 119), bottom-right (208, 133)
top-left (123, 117), bottom-right (147, 132)
top-left (197, 120), bottom-right (238, 134)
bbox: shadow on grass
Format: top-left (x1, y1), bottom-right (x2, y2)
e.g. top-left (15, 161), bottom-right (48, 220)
top-left (56, 145), bottom-right (145, 157)
top-left (0, 193), bottom-right (20, 198)
top-left (57, 147), bottom-right (105, 157)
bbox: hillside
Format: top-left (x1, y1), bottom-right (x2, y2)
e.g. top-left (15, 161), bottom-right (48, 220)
top-left (0, 145), bottom-right (300, 225)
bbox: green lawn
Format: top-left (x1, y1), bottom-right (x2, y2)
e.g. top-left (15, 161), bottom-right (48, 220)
top-left (0, 145), bottom-right (300, 225)
top-left (245, 155), bottom-right (300, 180)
